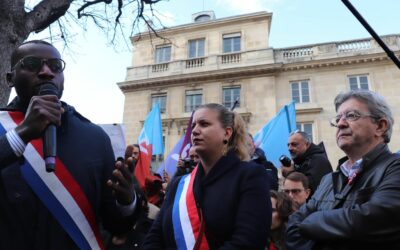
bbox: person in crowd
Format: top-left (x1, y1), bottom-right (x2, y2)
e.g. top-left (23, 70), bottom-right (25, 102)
top-left (143, 103), bottom-right (271, 249)
top-left (281, 131), bottom-right (332, 194)
top-left (247, 133), bottom-right (279, 190)
top-left (106, 178), bottom-right (160, 250)
top-left (268, 190), bottom-right (295, 250)
top-left (282, 172), bottom-right (311, 210)
top-left (175, 146), bottom-right (200, 177)
top-left (0, 40), bottom-right (140, 249)
top-left (124, 143), bottom-right (140, 172)
top-left (110, 143), bottom-right (160, 249)
top-left (286, 90), bottom-right (400, 249)
top-left (144, 174), bottom-right (165, 208)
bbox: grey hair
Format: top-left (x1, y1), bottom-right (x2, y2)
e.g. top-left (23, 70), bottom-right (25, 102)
top-left (290, 130), bottom-right (311, 144)
top-left (334, 90), bottom-right (394, 143)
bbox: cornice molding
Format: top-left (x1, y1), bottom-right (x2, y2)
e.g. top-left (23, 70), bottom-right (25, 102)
top-left (118, 63), bottom-right (283, 92)
top-left (296, 107), bottom-right (323, 115)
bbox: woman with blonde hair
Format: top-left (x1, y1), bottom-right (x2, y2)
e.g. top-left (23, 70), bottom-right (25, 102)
top-left (143, 103), bottom-right (271, 249)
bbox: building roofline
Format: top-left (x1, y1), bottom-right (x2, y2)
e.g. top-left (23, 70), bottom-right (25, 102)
top-left (274, 33), bottom-right (400, 50)
top-left (131, 11), bottom-right (272, 42)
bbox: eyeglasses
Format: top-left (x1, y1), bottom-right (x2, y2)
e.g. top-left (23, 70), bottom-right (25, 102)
top-left (330, 110), bottom-right (378, 127)
top-left (282, 189), bottom-right (304, 195)
top-left (12, 56), bottom-right (66, 73)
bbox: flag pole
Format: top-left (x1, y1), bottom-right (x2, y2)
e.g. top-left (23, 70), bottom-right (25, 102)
top-left (341, 0), bottom-right (400, 69)
top-left (230, 97), bottom-right (240, 111)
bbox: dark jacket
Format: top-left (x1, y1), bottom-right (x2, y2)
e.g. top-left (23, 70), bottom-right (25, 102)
top-left (293, 143), bottom-right (332, 193)
top-left (252, 148), bottom-right (279, 191)
top-left (286, 144), bottom-right (400, 250)
top-left (0, 99), bottom-right (139, 250)
top-left (143, 150), bottom-right (272, 250)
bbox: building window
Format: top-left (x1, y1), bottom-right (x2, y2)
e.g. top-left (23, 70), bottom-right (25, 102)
top-left (151, 93), bottom-right (167, 113)
top-left (348, 75), bottom-right (369, 90)
top-left (296, 123), bottom-right (313, 142)
top-left (291, 80), bottom-right (310, 103)
top-left (223, 86), bottom-right (241, 109)
top-left (223, 33), bottom-right (241, 53)
top-left (151, 135), bottom-right (165, 171)
top-left (188, 39), bottom-right (205, 58)
top-left (185, 90), bottom-right (202, 112)
top-left (155, 45), bottom-right (171, 63)
top-left (194, 14), bottom-right (211, 22)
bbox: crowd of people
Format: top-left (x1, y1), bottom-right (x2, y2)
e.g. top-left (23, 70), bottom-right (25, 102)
top-left (1, 40), bottom-right (400, 250)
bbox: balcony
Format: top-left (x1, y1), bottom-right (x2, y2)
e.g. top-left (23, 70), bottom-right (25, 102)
top-left (185, 57), bottom-right (205, 68)
top-left (125, 48), bottom-right (275, 82)
top-left (220, 52), bottom-right (241, 64)
top-left (337, 40), bottom-right (371, 52)
top-left (152, 63), bottom-right (169, 72)
top-left (282, 47), bottom-right (313, 58)
top-left (274, 34), bottom-right (400, 63)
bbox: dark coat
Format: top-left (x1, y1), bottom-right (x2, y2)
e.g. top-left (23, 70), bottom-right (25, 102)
top-left (143, 150), bottom-right (272, 250)
top-left (0, 99), bottom-right (139, 250)
top-left (293, 143), bottom-right (332, 193)
top-left (252, 148), bottom-right (279, 191)
top-left (286, 144), bottom-right (400, 250)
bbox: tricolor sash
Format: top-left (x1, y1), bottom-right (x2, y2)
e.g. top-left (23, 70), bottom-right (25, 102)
top-left (172, 166), bottom-right (210, 250)
top-left (0, 111), bottom-right (104, 250)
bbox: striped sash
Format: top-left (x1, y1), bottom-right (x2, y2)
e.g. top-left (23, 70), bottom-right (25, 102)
top-left (0, 111), bottom-right (104, 250)
top-left (172, 166), bottom-right (210, 250)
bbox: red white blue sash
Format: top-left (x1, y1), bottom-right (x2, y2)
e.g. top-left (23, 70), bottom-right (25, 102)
top-left (0, 111), bottom-right (104, 250)
top-left (172, 166), bottom-right (210, 250)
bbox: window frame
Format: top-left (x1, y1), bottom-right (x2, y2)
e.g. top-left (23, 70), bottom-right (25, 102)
top-left (223, 33), bottom-right (241, 53)
top-left (185, 89), bottom-right (203, 113)
top-left (151, 93), bottom-right (167, 113)
top-left (291, 80), bottom-right (310, 104)
top-left (155, 45), bottom-right (172, 64)
top-left (188, 38), bottom-right (205, 58)
top-left (222, 86), bottom-right (241, 109)
top-left (348, 74), bottom-right (369, 90)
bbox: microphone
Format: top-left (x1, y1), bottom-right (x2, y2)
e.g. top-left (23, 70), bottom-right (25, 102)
top-left (38, 83), bottom-right (59, 172)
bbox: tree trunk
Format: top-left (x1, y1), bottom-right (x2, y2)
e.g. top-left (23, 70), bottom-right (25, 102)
top-left (0, 21), bottom-right (27, 107)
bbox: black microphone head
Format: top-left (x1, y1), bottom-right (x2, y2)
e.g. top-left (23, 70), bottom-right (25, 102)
top-left (38, 82), bottom-right (60, 97)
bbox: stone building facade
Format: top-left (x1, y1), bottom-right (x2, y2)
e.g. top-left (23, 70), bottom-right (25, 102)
top-left (118, 11), bottom-right (400, 166)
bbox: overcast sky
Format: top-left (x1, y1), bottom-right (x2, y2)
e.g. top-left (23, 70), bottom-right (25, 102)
top-left (13, 0), bottom-right (400, 124)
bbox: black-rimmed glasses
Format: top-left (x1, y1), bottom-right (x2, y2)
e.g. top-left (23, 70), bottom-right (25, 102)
top-left (282, 189), bottom-right (304, 195)
top-left (12, 56), bottom-right (66, 73)
top-left (330, 110), bottom-right (378, 127)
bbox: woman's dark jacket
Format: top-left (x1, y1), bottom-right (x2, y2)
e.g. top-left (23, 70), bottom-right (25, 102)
top-left (143, 150), bottom-right (272, 249)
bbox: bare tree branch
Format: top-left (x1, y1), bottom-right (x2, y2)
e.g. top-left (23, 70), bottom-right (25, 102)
top-left (77, 0), bottom-right (112, 18)
top-left (27, 0), bottom-right (71, 33)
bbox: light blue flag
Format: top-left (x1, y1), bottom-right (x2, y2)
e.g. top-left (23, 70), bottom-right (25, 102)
top-left (253, 102), bottom-right (296, 167)
top-left (141, 102), bottom-right (164, 155)
top-left (157, 136), bottom-right (184, 179)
